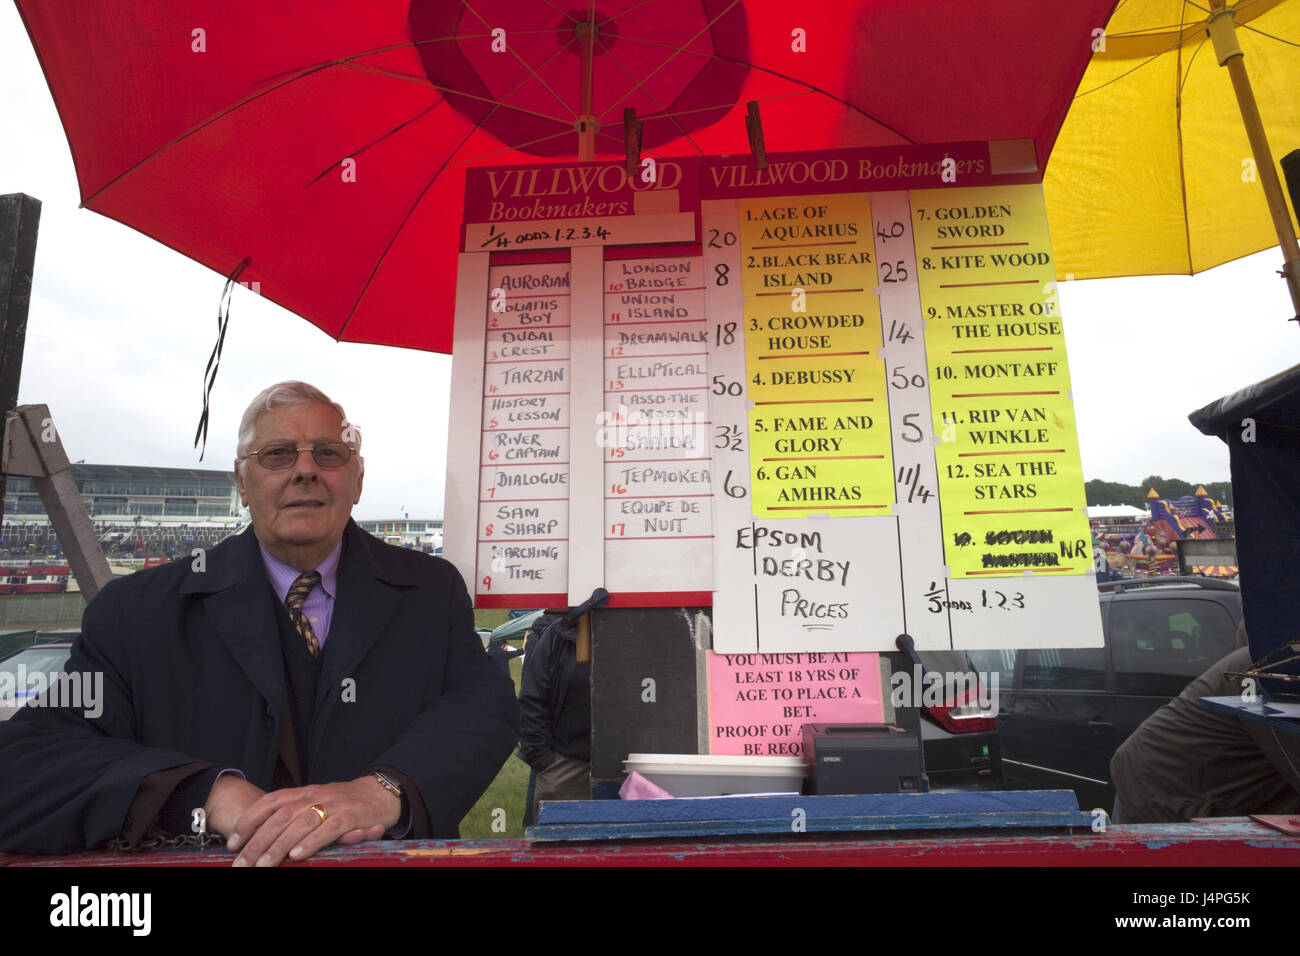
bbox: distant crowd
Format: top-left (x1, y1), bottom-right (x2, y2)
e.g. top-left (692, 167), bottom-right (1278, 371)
top-left (0, 523), bottom-right (240, 562)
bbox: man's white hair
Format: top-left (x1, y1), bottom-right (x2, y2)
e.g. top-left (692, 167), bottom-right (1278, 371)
top-left (235, 382), bottom-right (361, 474)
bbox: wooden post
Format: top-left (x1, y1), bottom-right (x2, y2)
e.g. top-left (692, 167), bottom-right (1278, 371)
top-left (2, 405), bottom-right (113, 602)
top-left (0, 194), bottom-right (42, 524)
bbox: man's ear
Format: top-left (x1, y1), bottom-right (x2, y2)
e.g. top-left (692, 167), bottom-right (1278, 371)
top-left (354, 457), bottom-right (365, 504)
top-left (234, 459), bottom-right (247, 505)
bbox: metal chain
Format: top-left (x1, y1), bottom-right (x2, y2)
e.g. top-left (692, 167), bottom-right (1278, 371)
top-left (105, 830), bottom-right (227, 852)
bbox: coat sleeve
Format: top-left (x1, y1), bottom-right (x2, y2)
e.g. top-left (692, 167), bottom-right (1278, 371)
top-left (369, 566), bottom-right (520, 836)
top-left (0, 579), bottom-right (209, 853)
top-left (517, 619), bottom-right (558, 771)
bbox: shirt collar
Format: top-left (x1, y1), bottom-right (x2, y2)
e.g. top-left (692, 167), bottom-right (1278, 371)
top-left (258, 537), bottom-right (343, 601)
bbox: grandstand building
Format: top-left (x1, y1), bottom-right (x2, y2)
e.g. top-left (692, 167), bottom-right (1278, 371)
top-left (357, 519), bottom-right (444, 551)
top-left (2, 465), bottom-right (444, 562)
top-left (2, 464), bottom-right (247, 558)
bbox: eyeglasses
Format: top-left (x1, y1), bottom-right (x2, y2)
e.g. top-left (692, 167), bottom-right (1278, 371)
top-left (243, 442), bottom-right (356, 470)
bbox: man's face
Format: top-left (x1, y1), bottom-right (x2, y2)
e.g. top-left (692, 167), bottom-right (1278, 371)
top-left (234, 403), bottom-right (363, 561)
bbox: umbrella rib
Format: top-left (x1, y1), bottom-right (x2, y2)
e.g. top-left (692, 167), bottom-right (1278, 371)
top-left (305, 100), bottom-right (445, 186)
top-left (459, 0), bottom-right (579, 120)
top-left (600, 0), bottom-right (662, 26)
top-left (600, 0), bottom-right (745, 116)
top-left (1100, 1), bottom-right (1286, 46)
top-left (443, 23), bottom-right (588, 125)
top-left (595, 40), bottom-right (707, 156)
top-left (252, 31), bottom-right (564, 86)
top-left (617, 88), bottom-right (817, 124)
top-left (1235, 7), bottom-right (1300, 48)
top-left (593, 31), bottom-right (719, 59)
top-left (340, 49), bottom-right (581, 125)
top-left (1072, 30), bottom-right (1193, 98)
top-left (335, 84), bottom-right (571, 340)
top-left (81, 63), bottom-right (336, 206)
top-left (710, 56), bottom-right (919, 144)
top-left (334, 124), bottom-right (481, 343)
top-left (445, 129), bottom-right (587, 169)
top-left (313, 33), bottom-right (580, 183)
top-left (1178, 29), bottom-right (1211, 96)
top-left (86, 49), bottom-right (586, 206)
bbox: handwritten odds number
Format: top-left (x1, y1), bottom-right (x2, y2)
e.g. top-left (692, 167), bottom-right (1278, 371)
top-left (900, 412), bottom-right (924, 443)
top-left (711, 375), bottom-right (742, 396)
top-left (714, 425), bottom-right (743, 450)
top-left (707, 228), bottom-right (737, 248)
top-left (890, 366), bottom-right (926, 389)
top-left (723, 470), bottom-right (748, 498)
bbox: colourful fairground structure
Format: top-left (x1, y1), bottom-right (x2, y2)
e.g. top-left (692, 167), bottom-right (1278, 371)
top-left (1090, 487), bottom-right (1237, 579)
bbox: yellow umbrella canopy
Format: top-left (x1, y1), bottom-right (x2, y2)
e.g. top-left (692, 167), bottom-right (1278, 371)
top-left (1045, 0), bottom-right (1300, 280)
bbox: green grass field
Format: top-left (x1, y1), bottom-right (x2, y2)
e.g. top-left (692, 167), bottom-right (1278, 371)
top-left (459, 611), bottom-right (531, 837)
top-left (474, 608), bottom-right (510, 632)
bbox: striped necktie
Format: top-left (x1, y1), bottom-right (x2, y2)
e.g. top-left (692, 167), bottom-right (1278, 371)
top-left (285, 570), bottom-right (322, 657)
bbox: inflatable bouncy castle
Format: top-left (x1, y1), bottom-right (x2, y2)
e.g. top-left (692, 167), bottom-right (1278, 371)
top-left (1145, 486), bottom-right (1230, 546)
top-left (1092, 487), bottom-right (1234, 578)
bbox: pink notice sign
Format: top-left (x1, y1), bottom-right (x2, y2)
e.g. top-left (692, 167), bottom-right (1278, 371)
top-left (708, 651), bottom-right (882, 758)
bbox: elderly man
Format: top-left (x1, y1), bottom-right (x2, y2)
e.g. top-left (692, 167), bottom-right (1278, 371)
top-left (0, 382), bottom-right (518, 864)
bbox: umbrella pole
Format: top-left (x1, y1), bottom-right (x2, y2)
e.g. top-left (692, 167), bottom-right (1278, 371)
top-left (1207, 1), bottom-right (1300, 321)
top-left (577, 19), bottom-right (597, 162)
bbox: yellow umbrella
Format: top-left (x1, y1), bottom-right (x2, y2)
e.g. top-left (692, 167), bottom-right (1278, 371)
top-left (1045, 0), bottom-right (1300, 307)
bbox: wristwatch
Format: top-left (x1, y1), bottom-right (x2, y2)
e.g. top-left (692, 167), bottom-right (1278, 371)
top-left (370, 769), bottom-right (407, 814)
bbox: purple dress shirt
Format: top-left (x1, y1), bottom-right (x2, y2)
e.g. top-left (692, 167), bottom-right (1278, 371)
top-left (258, 539), bottom-right (342, 647)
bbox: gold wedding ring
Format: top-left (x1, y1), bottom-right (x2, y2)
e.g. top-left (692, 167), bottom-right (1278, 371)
top-left (309, 804), bottom-right (328, 822)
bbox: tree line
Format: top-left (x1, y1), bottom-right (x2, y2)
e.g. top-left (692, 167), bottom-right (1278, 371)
top-left (1085, 477), bottom-right (1233, 510)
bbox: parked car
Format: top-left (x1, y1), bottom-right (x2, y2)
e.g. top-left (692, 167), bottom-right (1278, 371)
top-left (487, 609), bottom-right (544, 650)
top-left (884, 646), bottom-right (1003, 792)
top-left (0, 640), bottom-right (75, 721)
top-left (967, 576), bottom-right (1243, 810)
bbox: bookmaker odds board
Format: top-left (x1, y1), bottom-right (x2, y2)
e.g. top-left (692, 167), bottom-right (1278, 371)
top-left (444, 140), bottom-right (1104, 654)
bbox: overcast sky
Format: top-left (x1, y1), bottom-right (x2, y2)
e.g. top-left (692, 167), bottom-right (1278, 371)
top-left (3, 6), bottom-right (1297, 520)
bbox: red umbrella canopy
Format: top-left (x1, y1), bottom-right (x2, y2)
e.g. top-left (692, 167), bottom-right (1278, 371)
top-left (411, 0), bottom-right (752, 155)
top-left (17, 0), bottom-right (1117, 352)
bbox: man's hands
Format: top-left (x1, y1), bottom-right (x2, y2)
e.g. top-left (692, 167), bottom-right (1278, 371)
top-left (224, 776), bottom-right (401, 867)
top-left (203, 775), bottom-right (267, 838)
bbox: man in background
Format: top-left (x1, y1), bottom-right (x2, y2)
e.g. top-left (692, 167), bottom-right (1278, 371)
top-left (1111, 628), bottom-right (1300, 823)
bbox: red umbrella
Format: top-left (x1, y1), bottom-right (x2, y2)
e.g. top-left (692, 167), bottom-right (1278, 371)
top-left (17, 0), bottom-right (1117, 352)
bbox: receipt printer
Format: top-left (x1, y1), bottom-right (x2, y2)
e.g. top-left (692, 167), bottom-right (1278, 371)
top-left (801, 723), bottom-right (924, 795)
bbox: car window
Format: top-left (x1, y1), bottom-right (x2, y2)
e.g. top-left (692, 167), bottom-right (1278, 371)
top-left (0, 646), bottom-right (73, 699)
top-left (1021, 646), bottom-right (1105, 690)
top-left (966, 649), bottom-right (1014, 691)
top-left (913, 651), bottom-right (988, 700)
top-left (1110, 598), bottom-right (1238, 695)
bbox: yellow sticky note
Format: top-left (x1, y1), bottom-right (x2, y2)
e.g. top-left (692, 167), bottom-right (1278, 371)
top-left (941, 509), bottom-right (1094, 578)
top-left (749, 400), bottom-right (894, 517)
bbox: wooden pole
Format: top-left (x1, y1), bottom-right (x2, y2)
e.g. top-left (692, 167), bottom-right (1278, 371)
top-left (1206, 2), bottom-right (1300, 320)
top-left (0, 194), bottom-right (42, 526)
top-left (2, 405), bottom-right (113, 602)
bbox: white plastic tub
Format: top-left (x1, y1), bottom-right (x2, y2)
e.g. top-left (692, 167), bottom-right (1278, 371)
top-left (624, 753), bottom-right (807, 797)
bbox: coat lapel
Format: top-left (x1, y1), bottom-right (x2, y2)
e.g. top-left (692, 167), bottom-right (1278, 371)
top-left (180, 526), bottom-right (285, 727)
top-left (309, 520), bottom-right (413, 754)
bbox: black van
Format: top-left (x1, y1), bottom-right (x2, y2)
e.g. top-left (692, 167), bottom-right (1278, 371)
top-left (967, 577), bottom-right (1243, 811)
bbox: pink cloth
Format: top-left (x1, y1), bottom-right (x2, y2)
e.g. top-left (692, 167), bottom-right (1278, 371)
top-left (619, 772), bottom-right (675, 800)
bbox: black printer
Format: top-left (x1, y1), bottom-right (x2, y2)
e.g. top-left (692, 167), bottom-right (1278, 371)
top-left (800, 723), bottom-right (924, 795)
